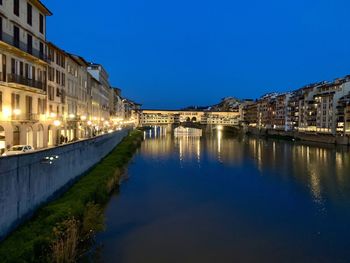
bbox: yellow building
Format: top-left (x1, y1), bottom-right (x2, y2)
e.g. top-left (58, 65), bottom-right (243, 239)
top-left (0, 0), bottom-right (52, 153)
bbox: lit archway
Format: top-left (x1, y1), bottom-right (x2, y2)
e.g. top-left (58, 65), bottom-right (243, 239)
top-left (13, 126), bottom-right (20, 146)
top-left (26, 126), bottom-right (34, 147)
top-left (37, 125), bottom-right (44, 149)
top-left (48, 125), bottom-right (53, 147)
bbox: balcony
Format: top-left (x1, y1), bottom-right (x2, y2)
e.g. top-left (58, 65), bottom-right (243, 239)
top-left (12, 113), bottom-right (39, 123)
top-left (0, 31), bottom-right (47, 61)
top-left (7, 73), bottom-right (45, 90)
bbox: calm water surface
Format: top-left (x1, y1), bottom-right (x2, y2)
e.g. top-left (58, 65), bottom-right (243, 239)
top-left (90, 130), bottom-right (350, 263)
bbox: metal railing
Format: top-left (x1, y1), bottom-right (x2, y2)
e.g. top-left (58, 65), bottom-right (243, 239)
top-left (7, 73), bottom-right (45, 90)
top-left (0, 31), bottom-right (47, 61)
top-left (11, 113), bottom-right (39, 122)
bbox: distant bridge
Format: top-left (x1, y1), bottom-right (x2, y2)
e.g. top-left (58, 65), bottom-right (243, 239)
top-left (133, 109), bottom-right (241, 130)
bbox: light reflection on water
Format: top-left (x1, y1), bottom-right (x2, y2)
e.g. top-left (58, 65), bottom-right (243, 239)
top-left (89, 129), bottom-right (350, 263)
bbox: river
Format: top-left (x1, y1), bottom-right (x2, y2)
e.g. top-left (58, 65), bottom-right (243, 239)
top-left (86, 128), bottom-right (350, 263)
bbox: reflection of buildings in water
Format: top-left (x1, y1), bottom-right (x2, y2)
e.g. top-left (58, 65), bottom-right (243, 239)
top-left (310, 169), bottom-right (323, 206)
top-left (247, 138), bottom-right (264, 172)
top-left (204, 134), bottom-right (244, 165)
top-left (175, 136), bottom-right (201, 164)
top-left (246, 137), bottom-right (350, 207)
top-left (141, 129), bottom-right (172, 158)
top-left (217, 131), bottom-right (222, 161)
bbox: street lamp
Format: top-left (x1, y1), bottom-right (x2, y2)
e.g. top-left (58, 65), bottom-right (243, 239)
top-left (53, 120), bottom-right (61, 127)
top-left (13, 109), bottom-right (21, 116)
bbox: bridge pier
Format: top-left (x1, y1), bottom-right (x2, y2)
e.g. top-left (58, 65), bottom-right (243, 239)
top-left (167, 124), bottom-right (173, 133)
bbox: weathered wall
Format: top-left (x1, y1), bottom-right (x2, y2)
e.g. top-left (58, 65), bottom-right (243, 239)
top-left (0, 129), bottom-right (129, 240)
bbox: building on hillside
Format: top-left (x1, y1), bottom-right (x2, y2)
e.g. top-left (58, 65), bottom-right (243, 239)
top-left (336, 93), bottom-right (350, 135)
top-left (313, 77), bottom-right (350, 134)
top-left (274, 93), bottom-right (292, 131)
top-left (0, 0), bottom-right (52, 153)
top-left (238, 100), bottom-right (254, 124)
top-left (243, 102), bottom-right (258, 127)
top-left (256, 93), bottom-right (278, 129)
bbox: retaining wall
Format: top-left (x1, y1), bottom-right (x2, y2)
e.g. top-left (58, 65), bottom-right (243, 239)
top-left (0, 129), bottom-right (129, 240)
top-left (246, 127), bottom-right (350, 145)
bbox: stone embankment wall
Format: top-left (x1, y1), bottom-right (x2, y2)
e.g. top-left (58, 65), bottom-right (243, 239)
top-left (0, 129), bottom-right (129, 240)
top-left (246, 127), bottom-right (350, 145)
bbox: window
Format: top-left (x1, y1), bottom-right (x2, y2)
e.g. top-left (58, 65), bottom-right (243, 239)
top-left (27, 3), bottom-right (32, 25)
top-left (48, 47), bottom-right (54, 62)
top-left (25, 63), bottom-right (29, 78)
top-left (0, 17), bottom-right (2, 41)
top-left (0, 91), bottom-right (2, 112)
top-left (19, 61), bottom-right (23, 76)
top-left (39, 14), bottom-right (44, 34)
top-left (11, 58), bottom-right (16, 74)
top-left (13, 25), bottom-right (20, 48)
top-left (61, 56), bottom-right (65, 68)
top-left (0, 54), bottom-right (6, 82)
top-left (27, 34), bottom-right (32, 54)
top-left (14, 0), bottom-right (19, 16)
top-left (56, 87), bottom-right (60, 97)
top-left (62, 73), bottom-right (65, 86)
top-left (32, 66), bottom-right (35, 80)
top-left (48, 67), bottom-right (54, 81)
top-left (11, 93), bottom-right (20, 110)
top-left (39, 42), bottom-right (44, 59)
top-left (56, 53), bottom-right (60, 66)
top-left (56, 70), bottom-right (60, 84)
top-left (48, 86), bottom-right (54, 101)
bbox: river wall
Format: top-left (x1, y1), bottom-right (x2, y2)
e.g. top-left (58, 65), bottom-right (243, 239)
top-left (246, 127), bottom-right (350, 145)
top-left (0, 129), bottom-right (129, 240)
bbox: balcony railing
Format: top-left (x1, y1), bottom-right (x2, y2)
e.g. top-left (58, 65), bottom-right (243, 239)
top-left (11, 113), bottom-right (39, 122)
top-left (7, 73), bottom-right (45, 90)
top-left (0, 31), bottom-right (47, 61)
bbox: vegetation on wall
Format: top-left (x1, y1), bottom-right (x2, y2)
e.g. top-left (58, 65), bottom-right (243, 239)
top-left (0, 130), bottom-right (143, 263)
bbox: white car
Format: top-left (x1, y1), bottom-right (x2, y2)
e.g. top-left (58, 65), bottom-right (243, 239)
top-left (2, 145), bottom-right (35, 156)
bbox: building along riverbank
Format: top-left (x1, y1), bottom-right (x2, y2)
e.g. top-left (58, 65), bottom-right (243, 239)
top-left (0, 130), bottom-right (143, 263)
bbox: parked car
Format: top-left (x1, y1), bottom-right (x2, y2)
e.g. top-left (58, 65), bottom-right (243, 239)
top-left (2, 145), bottom-right (35, 156)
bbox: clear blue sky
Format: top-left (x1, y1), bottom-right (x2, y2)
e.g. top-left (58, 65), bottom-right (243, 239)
top-left (46, 0), bottom-right (350, 109)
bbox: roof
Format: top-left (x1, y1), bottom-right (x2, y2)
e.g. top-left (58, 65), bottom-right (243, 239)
top-left (30, 0), bottom-right (52, 16)
top-left (47, 42), bottom-right (66, 55)
top-left (68, 53), bottom-right (90, 67)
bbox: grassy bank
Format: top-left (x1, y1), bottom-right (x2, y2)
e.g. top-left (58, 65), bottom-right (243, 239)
top-left (0, 130), bottom-right (143, 263)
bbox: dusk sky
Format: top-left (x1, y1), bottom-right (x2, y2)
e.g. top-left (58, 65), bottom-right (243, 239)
top-left (47, 0), bottom-right (350, 109)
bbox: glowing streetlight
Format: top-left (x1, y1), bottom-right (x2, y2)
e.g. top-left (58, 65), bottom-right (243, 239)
top-left (2, 108), bottom-right (11, 119)
top-left (53, 120), bottom-right (61, 127)
top-left (13, 109), bottom-right (21, 116)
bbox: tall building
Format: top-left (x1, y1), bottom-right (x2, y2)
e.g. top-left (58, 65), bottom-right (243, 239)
top-left (0, 0), bottom-right (52, 153)
top-left (87, 63), bottom-right (111, 123)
